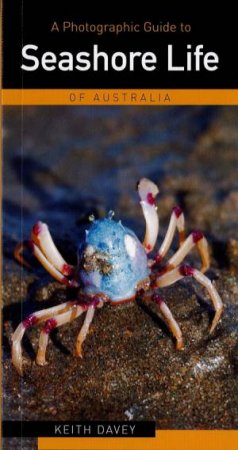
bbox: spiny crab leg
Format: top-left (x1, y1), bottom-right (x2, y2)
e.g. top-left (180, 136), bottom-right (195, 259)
top-left (137, 178), bottom-right (159, 253)
top-left (31, 222), bottom-right (74, 276)
top-left (15, 240), bottom-right (79, 287)
top-left (12, 300), bottom-right (77, 375)
top-left (151, 293), bottom-right (184, 350)
top-left (164, 231), bottom-right (210, 274)
top-left (154, 206), bottom-right (185, 264)
top-left (36, 305), bottom-right (84, 366)
top-left (75, 305), bottom-right (96, 357)
top-left (156, 264), bottom-right (223, 333)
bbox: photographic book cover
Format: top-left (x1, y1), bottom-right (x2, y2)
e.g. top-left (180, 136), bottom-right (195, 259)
top-left (1, 3), bottom-right (238, 450)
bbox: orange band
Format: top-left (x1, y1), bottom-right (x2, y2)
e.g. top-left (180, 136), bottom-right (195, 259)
top-left (38, 430), bottom-right (238, 450)
top-left (2, 89), bottom-right (238, 105)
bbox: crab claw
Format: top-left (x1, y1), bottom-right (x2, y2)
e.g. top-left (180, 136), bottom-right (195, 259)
top-left (138, 178), bottom-right (159, 253)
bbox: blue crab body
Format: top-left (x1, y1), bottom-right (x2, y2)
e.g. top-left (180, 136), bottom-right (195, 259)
top-left (78, 218), bottom-right (150, 302)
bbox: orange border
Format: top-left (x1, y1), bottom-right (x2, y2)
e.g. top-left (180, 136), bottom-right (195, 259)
top-left (2, 89), bottom-right (238, 105)
top-left (38, 430), bottom-right (238, 450)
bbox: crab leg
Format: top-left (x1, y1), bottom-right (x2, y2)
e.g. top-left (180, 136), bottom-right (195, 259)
top-left (36, 305), bottom-right (84, 366)
top-left (151, 293), bottom-right (184, 350)
top-left (31, 222), bottom-right (74, 276)
top-left (154, 206), bottom-right (185, 264)
top-left (75, 305), bottom-right (96, 357)
top-left (12, 301), bottom-right (77, 375)
top-left (156, 264), bottom-right (223, 333)
top-left (137, 178), bottom-right (159, 253)
top-left (15, 240), bottom-right (79, 287)
top-left (164, 231), bottom-right (210, 273)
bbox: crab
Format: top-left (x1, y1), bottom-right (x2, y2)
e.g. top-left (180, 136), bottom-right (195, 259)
top-left (12, 178), bottom-right (223, 375)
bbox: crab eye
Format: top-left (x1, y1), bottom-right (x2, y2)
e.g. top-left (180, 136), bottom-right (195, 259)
top-left (124, 234), bottom-right (137, 259)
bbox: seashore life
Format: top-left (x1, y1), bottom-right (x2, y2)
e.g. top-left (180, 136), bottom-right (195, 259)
top-left (21, 44), bottom-right (219, 73)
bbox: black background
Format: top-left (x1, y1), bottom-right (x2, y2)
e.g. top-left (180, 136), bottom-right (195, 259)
top-left (3, 0), bottom-right (238, 89)
top-left (2, 3), bottom-right (238, 89)
top-left (2, 421), bottom-right (155, 438)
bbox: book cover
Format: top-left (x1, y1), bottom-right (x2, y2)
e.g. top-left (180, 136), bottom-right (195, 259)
top-left (1, 3), bottom-right (238, 449)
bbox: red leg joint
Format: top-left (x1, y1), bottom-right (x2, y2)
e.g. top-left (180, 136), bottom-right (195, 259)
top-left (179, 264), bottom-right (194, 277)
top-left (43, 318), bottom-right (57, 334)
top-left (146, 192), bottom-right (156, 205)
top-left (152, 293), bottom-right (164, 305)
top-left (23, 314), bottom-right (38, 329)
top-left (173, 206), bottom-right (183, 218)
top-left (192, 230), bottom-right (204, 243)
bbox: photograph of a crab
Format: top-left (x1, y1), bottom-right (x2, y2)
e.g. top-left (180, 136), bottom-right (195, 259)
top-left (2, 106), bottom-right (238, 432)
